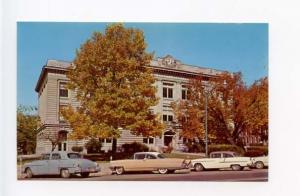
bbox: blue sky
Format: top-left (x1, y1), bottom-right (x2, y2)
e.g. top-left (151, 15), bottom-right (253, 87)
top-left (17, 22), bottom-right (268, 107)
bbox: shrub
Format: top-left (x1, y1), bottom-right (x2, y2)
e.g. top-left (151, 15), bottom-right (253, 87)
top-left (121, 142), bottom-right (149, 154)
top-left (71, 146), bottom-right (84, 153)
top-left (244, 146), bottom-right (268, 157)
top-left (208, 144), bottom-right (245, 155)
top-left (85, 138), bottom-right (102, 153)
top-left (83, 153), bottom-right (106, 161)
top-left (186, 143), bottom-right (204, 153)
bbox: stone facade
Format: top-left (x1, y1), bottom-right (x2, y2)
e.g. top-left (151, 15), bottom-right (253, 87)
top-left (35, 55), bottom-right (222, 154)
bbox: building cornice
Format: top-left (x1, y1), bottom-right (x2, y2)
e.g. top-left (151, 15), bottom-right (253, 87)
top-left (35, 56), bottom-right (223, 92)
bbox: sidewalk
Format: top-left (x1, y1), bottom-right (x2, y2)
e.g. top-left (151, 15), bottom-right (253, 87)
top-left (17, 162), bottom-right (112, 179)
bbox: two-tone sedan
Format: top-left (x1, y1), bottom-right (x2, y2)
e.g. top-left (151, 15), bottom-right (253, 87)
top-left (110, 152), bottom-right (191, 175)
top-left (191, 151), bottom-right (252, 171)
top-left (23, 152), bottom-right (100, 178)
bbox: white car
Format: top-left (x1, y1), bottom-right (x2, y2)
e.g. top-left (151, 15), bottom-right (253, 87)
top-left (191, 151), bottom-right (252, 171)
top-left (251, 156), bottom-right (268, 169)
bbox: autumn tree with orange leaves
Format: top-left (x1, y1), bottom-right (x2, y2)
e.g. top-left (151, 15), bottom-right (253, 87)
top-left (244, 77), bottom-right (268, 142)
top-left (173, 72), bottom-right (268, 147)
top-left (61, 24), bottom-right (164, 153)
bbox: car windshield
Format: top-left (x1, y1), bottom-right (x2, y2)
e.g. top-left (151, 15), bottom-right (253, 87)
top-left (157, 154), bottom-right (166, 159)
top-left (67, 153), bottom-right (81, 159)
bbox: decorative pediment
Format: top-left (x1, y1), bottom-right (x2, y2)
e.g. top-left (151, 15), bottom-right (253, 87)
top-left (161, 55), bottom-right (181, 68)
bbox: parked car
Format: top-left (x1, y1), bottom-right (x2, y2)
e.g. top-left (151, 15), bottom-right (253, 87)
top-left (110, 152), bottom-right (191, 175)
top-left (251, 156), bottom-right (268, 169)
top-left (22, 152), bottom-right (100, 178)
top-left (191, 151), bottom-right (252, 171)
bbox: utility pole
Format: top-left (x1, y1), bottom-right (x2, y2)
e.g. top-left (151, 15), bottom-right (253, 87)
top-left (205, 91), bottom-right (208, 157)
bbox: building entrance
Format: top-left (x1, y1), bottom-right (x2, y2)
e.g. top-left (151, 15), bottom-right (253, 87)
top-left (164, 130), bottom-right (175, 147)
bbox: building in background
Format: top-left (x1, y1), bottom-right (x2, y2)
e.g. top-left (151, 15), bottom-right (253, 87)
top-left (35, 55), bottom-right (260, 154)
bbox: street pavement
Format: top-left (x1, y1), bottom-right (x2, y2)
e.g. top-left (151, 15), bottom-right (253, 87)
top-left (18, 163), bottom-right (268, 181)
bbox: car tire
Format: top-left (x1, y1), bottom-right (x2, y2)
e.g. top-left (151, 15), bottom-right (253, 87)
top-left (158, 168), bottom-right (168, 174)
top-left (80, 172), bottom-right (90, 178)
top-left (25, 168), bottom-right (33, 178)
top-left (231, 164), bottom-right (242, 171)
top-left (60, 169), bottom-right (70, 178)
top-left (168, 170), bottom-right (176, 174)
top-left (115, 167), bottom-right (124, 175)
top-left (255, 161), bottom-right (264, 169)
top-left (194, 163), bottom-right (204, 172)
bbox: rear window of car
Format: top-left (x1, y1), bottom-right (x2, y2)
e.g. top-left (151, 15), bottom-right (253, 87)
top-left (67, 153), bottom-right (81, 159)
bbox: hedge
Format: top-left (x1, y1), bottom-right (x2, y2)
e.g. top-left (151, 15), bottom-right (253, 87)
top-left (244, 146), bottom-right (268, 157)
top-left (121, 142), bottom-right (149, 154)
top-left (208, 144), bottom-right (245, 155)
top-left (71, 146), bottom-right (84, 153)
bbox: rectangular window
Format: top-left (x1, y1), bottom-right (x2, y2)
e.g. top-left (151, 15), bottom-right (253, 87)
top-left (59, 89), bottom-right (68, 97)
top-left (163, 115), bottom-right (168, 122)
top-left (149, 137), bottom-right (154, 144)
top-left (163, 114), bottom-right (173, 122)
top-left (168, 88), bottom-right (173, 98)
top-left (182, 89), bottom-right (186, 100)
top-left (163, 87), bottom-right (173, 98)
top-left (106, 138), bottom-right (112, 143)
top-left (163, 87), bottom-right (168, 98)
top-left (143, 137), bottom-right (154, 144)
top-left (143, 138), bottom-right (148, 144)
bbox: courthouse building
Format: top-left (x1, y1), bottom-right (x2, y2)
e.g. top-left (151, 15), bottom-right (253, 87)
top-left (35, 55), bottom-right (225, 154)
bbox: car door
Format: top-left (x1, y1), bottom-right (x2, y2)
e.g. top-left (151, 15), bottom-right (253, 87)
top-left (208, 153), bottom-right (225, 169)
top-left (124, 153), bottom-right (146, 171)
top-left (144, 154), bottom-right (159, 171)
top-left (48, 153), bottom-right (61, 175)
top-left (34, 153), bottom-right (50, 175)
top-left (221, 153), bottom-right (235, 168)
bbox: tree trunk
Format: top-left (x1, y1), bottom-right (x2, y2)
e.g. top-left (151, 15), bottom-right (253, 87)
top-left (112, 138), bottom-right (117, 153)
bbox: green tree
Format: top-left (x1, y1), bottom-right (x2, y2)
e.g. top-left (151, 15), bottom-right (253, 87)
top-left (17, 105), bottom-right (40, 154)
top-left (62, 24), bottom-right (164, 152)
